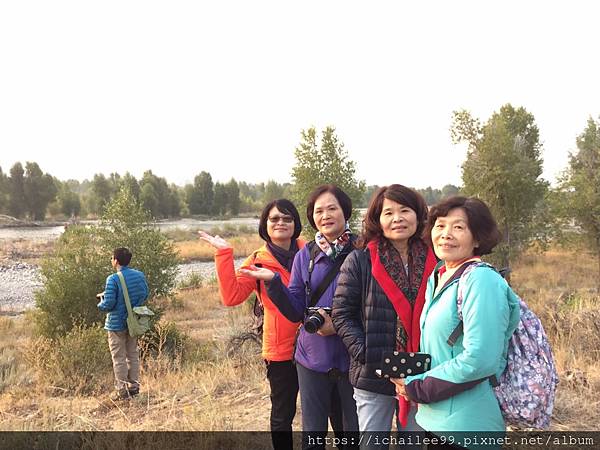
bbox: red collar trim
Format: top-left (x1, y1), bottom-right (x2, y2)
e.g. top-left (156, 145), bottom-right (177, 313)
top-left (367, 239), bottom-right (437, 353)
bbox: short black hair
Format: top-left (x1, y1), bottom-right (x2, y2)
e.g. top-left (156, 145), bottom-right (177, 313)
top-left (258, 199), bottom-right (302, 242)
top-left (425, 196), bottom-right (501, 256)
top-left (306, 184), bottom-right (353, 230)
top-left (113, 247), bottom-right (132, 266)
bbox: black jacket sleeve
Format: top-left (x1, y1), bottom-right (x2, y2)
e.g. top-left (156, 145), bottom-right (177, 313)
top-left (332, 249), bottom-right (366, 364)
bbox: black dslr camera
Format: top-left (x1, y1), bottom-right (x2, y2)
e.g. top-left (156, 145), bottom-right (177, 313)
top-left (304, 307), bottom-right (332, 334)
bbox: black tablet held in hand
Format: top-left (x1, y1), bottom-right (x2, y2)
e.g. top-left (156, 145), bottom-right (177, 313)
top-left (376, 351), bottom-right (432, 379)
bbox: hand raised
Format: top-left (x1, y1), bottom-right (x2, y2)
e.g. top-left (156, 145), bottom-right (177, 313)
top-left (239, 265), bottom-right (275, 281)
top-left (198, 230), bottom-right (232, 250)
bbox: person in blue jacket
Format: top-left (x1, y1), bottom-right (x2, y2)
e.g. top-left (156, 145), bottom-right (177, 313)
top-left (97, 247), bottom-right (149, 400)
top-left (393, 197), bottom-right (520, 448)
top-left (242, 184), bottom-right (359, 450)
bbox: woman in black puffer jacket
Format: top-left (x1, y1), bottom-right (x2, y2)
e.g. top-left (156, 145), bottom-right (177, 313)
top-left (332, 185), bottom-right (436, 445)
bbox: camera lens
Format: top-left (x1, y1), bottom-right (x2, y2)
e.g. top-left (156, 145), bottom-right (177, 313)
top-left (304, 312), bottom-right (324, 334)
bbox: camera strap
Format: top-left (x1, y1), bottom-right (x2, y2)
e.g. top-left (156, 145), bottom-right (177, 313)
top-left (306, 241), bottom-right (350, 309)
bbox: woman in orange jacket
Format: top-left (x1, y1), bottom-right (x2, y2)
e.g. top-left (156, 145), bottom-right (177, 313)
top-left (199, 198), bottom-right (304, 450)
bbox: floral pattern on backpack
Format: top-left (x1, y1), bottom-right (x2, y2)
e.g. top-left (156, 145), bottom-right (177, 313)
top-left (456, 262), bottom-right (559, 429)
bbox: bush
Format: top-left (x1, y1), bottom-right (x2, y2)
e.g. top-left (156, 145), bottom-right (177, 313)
top-left (33, 226), bottom-right (107, 338)
top-left (34, 187), bottom-right (180, 339)
top-left (139, 321), bottom-right (188, 370)
top-left (177, 272), bottom-right (204, 290)
top-left (26, 325), bottom-right (112, 395)
top-left (208, 223), bottom-right (255, 238)
top-left (163, 227), bottom-right (197, 242)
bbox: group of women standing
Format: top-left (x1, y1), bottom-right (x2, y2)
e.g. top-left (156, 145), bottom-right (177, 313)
top-left (200, 183), bottom-right (520, 450)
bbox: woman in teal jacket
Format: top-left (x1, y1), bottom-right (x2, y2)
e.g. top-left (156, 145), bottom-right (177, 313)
top-left (394, 197), bottom-right (520, 445)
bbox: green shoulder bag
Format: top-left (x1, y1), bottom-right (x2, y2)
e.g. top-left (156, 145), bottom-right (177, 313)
top-left (116, 271), bottom-right (154, 337)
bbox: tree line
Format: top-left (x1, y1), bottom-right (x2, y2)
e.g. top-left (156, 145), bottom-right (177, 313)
top-left (0, 162), bottom-right (457, 222)
top-left (2, 105), bottom-right (599, 282)
top-left (0, 167), bottom-right (299, 221)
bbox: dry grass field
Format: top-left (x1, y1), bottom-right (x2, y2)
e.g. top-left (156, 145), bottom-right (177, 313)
top-left (0, 244), bottom-right (598, 432)
top-left (0, 239), bottom-right (56, 264)
top-left (0, 225), bottom-right (262, 265)
top-left (174, 235), bottom-right (263, 262)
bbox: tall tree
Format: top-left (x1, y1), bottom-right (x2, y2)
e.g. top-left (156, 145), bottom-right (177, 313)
top-left (226, 178), bottom-right (240, 215)
top-left (556, 117), bottom-right (600, 285)
top-left (57, 182), bottom-right (82, 217)
top-left (362, 185), bottom-right (380, 208)
top-left (451, 104), bottom-right (548, 269)
top-left (139, 182), bottom-right (159, 217)
top-left (291, 126), bottom-right (366, 233)
top-left (89, 173), bottom-right (113, 215)
top-left (0, 166), bottom-right (8, 214)
top-left (263, 180), bottom-right (285, 203)
top-left (187, 171), bottom-right (214, 215)
top-left (441, 184), bottom-right (460, 199)
top-left (23, 162), bottom-right (58, 220)
top-left (417, 187), bottom-right (442, 205)
top-left (213, 182), bottom-right (228, 216)
top-left (167, 183), bottom-right (182, 217)
top-left (8, 162), bottom-right (27, 218)
top-left (139, 170), bottom-right (173, 218)
top-left (118, 172), bottom-right (140, 200)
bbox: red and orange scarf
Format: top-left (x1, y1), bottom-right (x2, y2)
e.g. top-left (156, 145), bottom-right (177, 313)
top-left (368, 238), bottom-right (437, 427)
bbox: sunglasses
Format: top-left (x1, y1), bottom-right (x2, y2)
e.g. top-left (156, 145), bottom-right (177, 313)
top-left (268, 215), bottom-right (294, 224)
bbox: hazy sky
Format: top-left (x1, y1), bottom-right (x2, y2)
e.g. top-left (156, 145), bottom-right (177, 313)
top-left (1, 1), bottom-right (598, 189)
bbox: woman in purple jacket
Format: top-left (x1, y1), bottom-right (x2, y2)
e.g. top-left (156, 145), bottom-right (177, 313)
top-left (242, 184), bottom-right (359, 450)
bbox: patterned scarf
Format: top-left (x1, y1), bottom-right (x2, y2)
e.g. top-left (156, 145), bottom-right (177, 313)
top-left (378, 237), bottom-right (429, 351)
top-left (315, 223), bottom-right (352, 261)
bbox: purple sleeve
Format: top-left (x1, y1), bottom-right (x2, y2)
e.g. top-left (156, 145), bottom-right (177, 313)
top-left (405, 376), bottom-right (486, 404)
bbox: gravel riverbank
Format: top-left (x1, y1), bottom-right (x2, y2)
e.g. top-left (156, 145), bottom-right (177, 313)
top-left (0, 259), bottom-right (243, 314)
top-left (0, 262), bottom-right (43, 313)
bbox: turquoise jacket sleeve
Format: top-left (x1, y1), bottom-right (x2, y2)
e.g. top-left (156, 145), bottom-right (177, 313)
top-left (407, 268), bottom-right (510, 385)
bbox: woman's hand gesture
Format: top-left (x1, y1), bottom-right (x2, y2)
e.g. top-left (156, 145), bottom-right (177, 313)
top-left (239, 265), bottom-right (275, 282)
top-left (198, 231), bottom-right (232, 250)
top-left (390, 378), bottom-right (409, 400)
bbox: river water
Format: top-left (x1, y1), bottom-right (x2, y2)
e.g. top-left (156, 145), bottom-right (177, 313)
top-left (0, 218), bottom-right (256, 313)
top-left (0, 217), bottom-right (259, 241)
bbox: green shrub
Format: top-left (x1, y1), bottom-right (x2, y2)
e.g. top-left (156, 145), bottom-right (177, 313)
top-left (139, 321), bottom-right (188, 364)
top-left (26, 325), bottom-right (112, 395)
top-left (33, 226), bottom-right (107, 338)
top-left (177, 272), bottom-right (204, 290)
top-left (0, 349), bottom-right (21, 393)
top-left (34, 187), bottom-right (180, 339)
top-left (163, 227), bottom-right (197, 242)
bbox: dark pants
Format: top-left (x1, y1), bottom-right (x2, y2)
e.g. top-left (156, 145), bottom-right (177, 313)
top-left (266, 360), bottom-right (299, 450)
top-left (296, 363), bottom-right (359, 450)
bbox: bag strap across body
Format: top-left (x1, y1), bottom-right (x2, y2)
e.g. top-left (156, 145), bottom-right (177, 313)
top-left (445, 261), bottom-right (504, 387)
top-left (116, 271), bottom-right (135, 319)
top-left (305, 241), bottom-right (350, 309)
top-left (250, 251), bottom-right (264, 317)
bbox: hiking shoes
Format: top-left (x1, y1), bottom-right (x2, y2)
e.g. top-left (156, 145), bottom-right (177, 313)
top-left (111, 389), bottom-right (131, 401)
